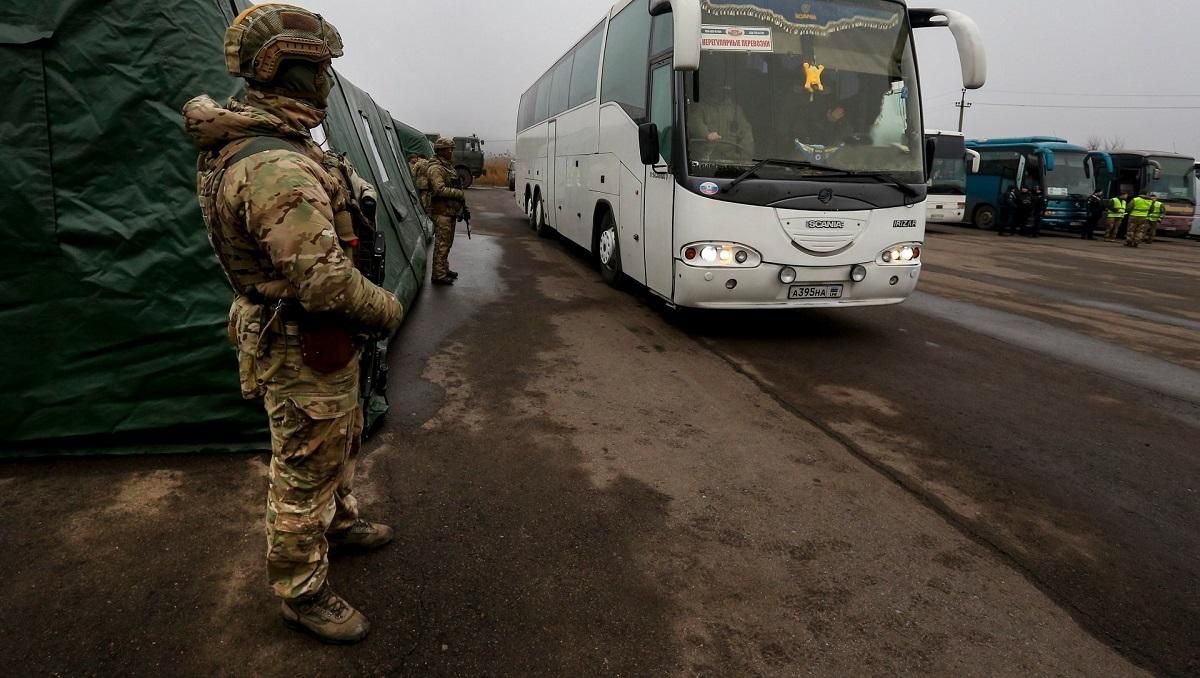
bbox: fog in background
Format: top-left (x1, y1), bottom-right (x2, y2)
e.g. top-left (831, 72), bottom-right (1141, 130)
top-left (266, 0), bottom-right (1200, 159)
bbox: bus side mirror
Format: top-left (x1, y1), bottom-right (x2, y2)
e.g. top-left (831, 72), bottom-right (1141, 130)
top-left (924, 136), bottom-right (937, 177)
top-left (1147, 160), bottom-right (1162, 180)
top-left (638, 123), bottom-right (661, 165)
top-left (966, 149), bottom-right (981, 174)
top-left (650, 0), bottom-right (702, 71)
top-left (910, 9), bottom-right (987, 89)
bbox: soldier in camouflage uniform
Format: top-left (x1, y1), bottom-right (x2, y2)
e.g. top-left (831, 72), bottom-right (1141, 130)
top-left (182, 4), bottom-right (402, 644)
top-left (407, 152), bottom-right (432, 215)
top-left (428, 138), bottom-right (467, 285)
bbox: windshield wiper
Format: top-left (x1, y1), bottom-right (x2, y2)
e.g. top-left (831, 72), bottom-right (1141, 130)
top-left (727, 159), bottom-right (920, 199)
top-left (728, 159), bottom-right (846, 190)
top-left (836, 170), bottom-right (921, 199)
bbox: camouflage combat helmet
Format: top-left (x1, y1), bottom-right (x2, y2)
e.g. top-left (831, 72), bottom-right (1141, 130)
top-left (434, 137), bottom-right (455, 152)
top-left (225, 4), bottom-right (344, 82)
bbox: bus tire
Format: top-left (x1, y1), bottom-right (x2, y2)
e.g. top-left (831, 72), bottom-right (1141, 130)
top-left (528, 193), bottom-right (540, 230)
top-left (457, 167), bottom-right (473, 189)
top-left (597, 211), bottom-right (623, 287)
top-left (533, 196), bottom-right (554, 238)
top-left (974, 205), bottom-right (997, 230)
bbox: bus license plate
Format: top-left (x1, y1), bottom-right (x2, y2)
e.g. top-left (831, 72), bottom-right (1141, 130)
top-left (789, 284), bottom-right (844, 300)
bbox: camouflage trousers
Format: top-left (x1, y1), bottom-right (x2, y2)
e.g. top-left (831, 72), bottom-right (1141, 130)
top-left (1145, 221), bottom-right (1160, 243)
top-left (1126, 218), bottom-right (1148, 246)
top-left (1104, 217), bottom-right (1123, 240)
top-left (259, 322), bottom-right (365, 601)
top-left (432, 214), bottom-right (457, 280)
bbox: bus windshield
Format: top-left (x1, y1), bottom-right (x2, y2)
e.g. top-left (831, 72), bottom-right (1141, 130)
top-left (686, 0), bottom-right (922, 183)
top-left (1148, 157), bottom-right (1197, 203)
top-left (1044, 152), bottom-right (1096, 198)
top-left (929, 135), bottom-right (967, 195)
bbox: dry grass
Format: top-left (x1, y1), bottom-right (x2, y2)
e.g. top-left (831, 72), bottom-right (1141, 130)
top-left (476, 156), bottom-right (511, 187)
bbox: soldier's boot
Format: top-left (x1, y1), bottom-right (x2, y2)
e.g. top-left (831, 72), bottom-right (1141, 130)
top-left (328, 519), bottom-right (395, 553)
top-left (280, 584), bottom-right (370, 644)
top-left (431, 276), bottom-right (455, 286)
top-left (447, 271), bottom-right (460, 280)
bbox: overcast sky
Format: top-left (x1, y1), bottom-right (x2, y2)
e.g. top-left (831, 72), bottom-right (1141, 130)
top-left (271, 0), bottom-right (1200, 159)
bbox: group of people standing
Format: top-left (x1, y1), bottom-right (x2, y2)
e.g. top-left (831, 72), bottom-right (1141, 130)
top-left (997, 185), bottom-right (1048, 237)
top-left (1100, 191), bottom-right (1166, 247)
top-left (1000, 185), bottom-right (1165, 247)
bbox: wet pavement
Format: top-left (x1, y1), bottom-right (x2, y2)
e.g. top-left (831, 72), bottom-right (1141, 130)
top-left (1, 188), bottom-right (1197, 676)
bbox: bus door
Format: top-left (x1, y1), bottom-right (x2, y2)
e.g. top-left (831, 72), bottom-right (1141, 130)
top-left (642, 59), bottom-right (675, 298)
top-left (547, 120), bottom-right (558, 228)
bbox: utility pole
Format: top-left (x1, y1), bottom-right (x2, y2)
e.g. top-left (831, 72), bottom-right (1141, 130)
top-left (956, 89), bottom-right (972, 133)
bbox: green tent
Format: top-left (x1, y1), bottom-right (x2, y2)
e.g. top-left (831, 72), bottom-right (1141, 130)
top-left (0, 0), bottom-right (429, 457)
top-left (392, 118), bottom-right (436, 159)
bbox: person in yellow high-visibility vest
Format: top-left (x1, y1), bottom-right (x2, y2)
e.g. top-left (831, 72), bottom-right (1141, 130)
top-left (1104, 191), bottom-right (1129, 241)
top-left (1144, 194), bottom-right (1165, 244)
top-left (1125, 193), bottom-right (1153, 248)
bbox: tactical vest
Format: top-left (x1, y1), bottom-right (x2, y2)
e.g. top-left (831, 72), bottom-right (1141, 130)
top-left (197, 135), bottom-right (351, 301)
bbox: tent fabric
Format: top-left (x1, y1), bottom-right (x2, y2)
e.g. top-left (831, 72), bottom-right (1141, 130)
top-left (0, 0), bottom-right (428, 457)
top-left (392, 118), bottom-right (436, 159)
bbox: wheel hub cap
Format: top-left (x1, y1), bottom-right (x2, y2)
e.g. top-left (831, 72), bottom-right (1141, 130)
top-left (599, 229), bottom-right (616, 267)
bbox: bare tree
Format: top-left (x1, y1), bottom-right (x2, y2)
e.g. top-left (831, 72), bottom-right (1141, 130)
top-left (1105, 136), bottom-right (1126, 152)
top-left (1086, 135), bottom-right (1103, 151)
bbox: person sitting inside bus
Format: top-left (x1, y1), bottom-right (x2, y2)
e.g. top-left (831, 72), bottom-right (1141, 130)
top-left (794, 72), bottom-right (888, 151)
top-left (687, 84), bottom-right (754, 160)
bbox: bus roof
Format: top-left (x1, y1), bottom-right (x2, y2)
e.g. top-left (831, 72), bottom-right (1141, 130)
top-left (1110, 149), bottom-right (1196, 161)
top-left (925, 129), bottom-right (964, 138)
top-left (967, 137), bottom-right (1088, 153)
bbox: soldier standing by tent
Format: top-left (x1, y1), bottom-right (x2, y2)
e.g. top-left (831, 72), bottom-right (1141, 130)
top-left (408, 152), bottom-right (432, 214)
top-left (183, 4), bottom-right (402, 644)
top-left (428, 138), bottom-right (467, 285)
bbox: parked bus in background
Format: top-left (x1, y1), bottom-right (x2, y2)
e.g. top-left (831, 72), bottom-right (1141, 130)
top-left (1192, 166), bottom-right (1200, 239)
top-left (514, 0), bottom-right (985, 309)
top-left (1107, 151), bottom-right (1197, 237)
top-left (924, 130), bottom-right (979, 223)
top-left (965, 137), bottom-right (1111, 233)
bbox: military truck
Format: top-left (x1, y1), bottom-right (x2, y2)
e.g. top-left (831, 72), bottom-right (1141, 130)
top-left (423, 133), bottom-right (485, 189)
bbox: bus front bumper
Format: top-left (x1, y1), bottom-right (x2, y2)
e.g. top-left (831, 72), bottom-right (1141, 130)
top-left (673, 261), bottom-right (921, 310)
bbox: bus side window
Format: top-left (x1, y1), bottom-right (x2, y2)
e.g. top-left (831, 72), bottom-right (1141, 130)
top-left (601, 0), bottom-right (652, 120)
top-left (649, 63), bottom-right (673, 164)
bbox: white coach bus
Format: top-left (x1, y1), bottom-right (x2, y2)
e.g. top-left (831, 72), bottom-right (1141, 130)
top-left (515, 0), bottom-right (985, 308)
top-left (924, 129), bottom-right (979, 223)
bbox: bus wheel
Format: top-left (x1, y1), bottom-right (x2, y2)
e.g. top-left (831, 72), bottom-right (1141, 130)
top-left (528, 195), bottom-right (540, 229)
top-left (974, 205), bottom-right (997, 230)
top-left (532, 197), bottom-right (553, 238)
top-left (457, 167), bottom-right (473, 189)
top-left (598, 212), bottom-right (623, 287)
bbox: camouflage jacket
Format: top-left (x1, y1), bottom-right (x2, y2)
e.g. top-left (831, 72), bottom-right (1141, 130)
top-left (427, 157), bottom-right (466, 218)
top-left (183, 91), bottom-right (402, 333)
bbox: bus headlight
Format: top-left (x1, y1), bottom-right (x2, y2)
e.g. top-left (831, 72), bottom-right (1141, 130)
top-left (682, 243), bottom-right (762, 268)
top-left (880, 243), bottom-right (922, 265)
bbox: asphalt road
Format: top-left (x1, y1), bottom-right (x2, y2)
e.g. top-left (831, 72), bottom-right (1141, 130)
top-left (1, 187), bottom-right (1196, 676)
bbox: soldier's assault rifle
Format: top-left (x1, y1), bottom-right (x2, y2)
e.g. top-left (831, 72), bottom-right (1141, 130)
top-left (450, 173), bottom-right (472, 239)
top-left (341, 159), bottom-right (389, 406)
top-left (460, 205), bottom-right (472, 240)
